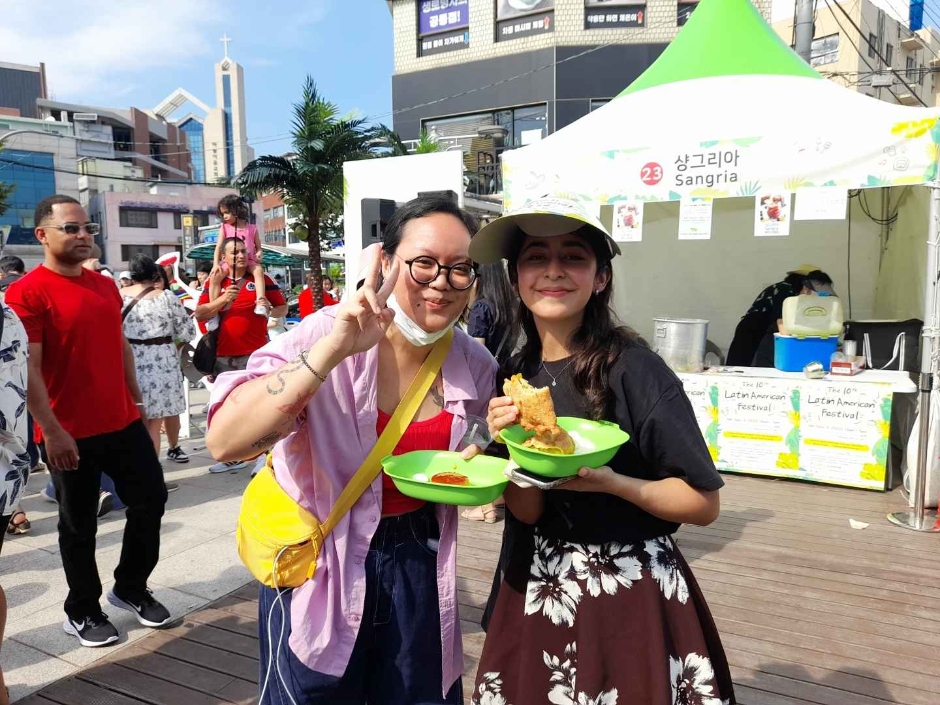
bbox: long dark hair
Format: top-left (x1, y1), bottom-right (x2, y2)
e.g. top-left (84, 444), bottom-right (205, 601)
top-left (507, 228), bottom-right (645, 421)
top-left (474, 261), bottom-right (518, 362)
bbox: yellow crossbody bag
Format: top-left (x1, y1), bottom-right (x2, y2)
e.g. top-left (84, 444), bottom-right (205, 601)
top-left (236, 329), bottom-right (454, 589)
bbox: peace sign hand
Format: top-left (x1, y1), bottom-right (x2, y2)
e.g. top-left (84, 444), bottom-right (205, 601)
top-left (323, 245), bottom-right (400, 361)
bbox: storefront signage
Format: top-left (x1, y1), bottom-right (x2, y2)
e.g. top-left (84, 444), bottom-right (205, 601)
top-left (496, 0), bottom-right (554, 41)
top-left (584, 0), bottom-right (646, 28)
top-left (679, 373), bottom-right (892, 490)
top-left (419, 0), bottom-right (469, 35)
top-left (420, 27), bottom-right (470, 56)
top-left (418, 0), bottom-right (469, 56)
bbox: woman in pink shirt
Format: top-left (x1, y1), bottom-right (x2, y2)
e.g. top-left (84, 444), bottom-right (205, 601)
top-left (206, 195), bottom-right (496, 704)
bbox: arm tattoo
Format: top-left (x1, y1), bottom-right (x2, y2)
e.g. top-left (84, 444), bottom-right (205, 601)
top-left (429, 378), bottom-right (445, 409)
top-left (251, 430), bottom-right (284, 450)
top-left (265, 358), bottom-right (305, 396)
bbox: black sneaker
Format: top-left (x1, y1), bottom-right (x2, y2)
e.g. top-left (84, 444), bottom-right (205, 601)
top-left (63, 613), bottom-right (119, 647)
top-left (107, 587), bottom-right (172, 628)
top-left (166, 446), bottom-right (189, 464)
top-left (97, 491), bottom-right (113, 518)
top-left (165, 482), bottom-right (179, 493)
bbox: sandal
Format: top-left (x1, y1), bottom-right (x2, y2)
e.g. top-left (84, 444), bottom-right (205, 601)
top-left (6, 510), bottom-right (30, 535)
top-left (461, 506), bottom-right (498, 524)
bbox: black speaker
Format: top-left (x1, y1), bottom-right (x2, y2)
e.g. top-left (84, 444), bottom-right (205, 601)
top-left (360, 198), bottom-right (397, 249)
top-left (417, 189), bottom-right (458, 205)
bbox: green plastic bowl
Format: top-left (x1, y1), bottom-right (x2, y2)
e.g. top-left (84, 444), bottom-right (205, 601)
top-left (499, 417), bottom-right (630, 478)
top-left (381, 451), bottom-right (509, 506)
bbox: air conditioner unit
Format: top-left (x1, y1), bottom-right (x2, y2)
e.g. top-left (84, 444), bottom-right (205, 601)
top-left (73, 113), bottom-right (98, 122)
top-left (871, 74), bottom-right (894, 87)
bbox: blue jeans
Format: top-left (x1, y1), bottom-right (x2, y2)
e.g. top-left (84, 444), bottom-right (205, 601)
top-left (257, 505), bottom-right (462, 705)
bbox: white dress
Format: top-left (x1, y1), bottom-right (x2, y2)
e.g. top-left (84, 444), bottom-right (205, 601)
top-left (122, 291), bottom-right (196, 419)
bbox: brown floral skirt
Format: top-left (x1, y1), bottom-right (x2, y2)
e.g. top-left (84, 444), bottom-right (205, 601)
top-left (471, 532), bottom-right (735, 705)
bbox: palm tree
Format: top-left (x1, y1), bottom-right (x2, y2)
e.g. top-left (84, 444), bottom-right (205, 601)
top-left (235, 77), bottom-right (380, 310)
top-left (371, 126), bottom-right (442, 156)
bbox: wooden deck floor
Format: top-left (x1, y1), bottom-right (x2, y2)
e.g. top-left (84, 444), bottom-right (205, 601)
top-left (18, 474), bottom-right (940, 705)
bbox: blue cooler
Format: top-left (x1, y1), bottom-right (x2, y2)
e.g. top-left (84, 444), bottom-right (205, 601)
top-left (774, 334), bottom-right (839, 372)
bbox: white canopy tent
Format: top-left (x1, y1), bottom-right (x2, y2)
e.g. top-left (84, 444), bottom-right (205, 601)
top-left (501, 0), bottom-right (940, 531)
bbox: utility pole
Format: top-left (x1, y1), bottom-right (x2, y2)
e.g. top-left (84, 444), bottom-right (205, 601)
top-left (795, 0), bottom-right (815, 63)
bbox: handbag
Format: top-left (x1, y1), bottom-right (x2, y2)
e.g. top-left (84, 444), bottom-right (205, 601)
top-left (236, 328), bottom-right (454, 589)
top-left (193, 277), bottom-right (248, 375)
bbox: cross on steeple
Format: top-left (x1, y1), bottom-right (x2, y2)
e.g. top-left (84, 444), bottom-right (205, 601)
top-left (220, 34), bottom-right (232, 59)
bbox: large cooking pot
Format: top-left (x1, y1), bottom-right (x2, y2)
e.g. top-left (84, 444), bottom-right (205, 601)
top-left (652, 318), bottom-right (709, 373)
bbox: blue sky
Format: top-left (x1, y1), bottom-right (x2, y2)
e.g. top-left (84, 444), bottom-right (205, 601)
top-left (2, 0), bottom-right (393, 158)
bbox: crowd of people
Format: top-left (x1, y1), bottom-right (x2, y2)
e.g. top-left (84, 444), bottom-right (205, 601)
top-left (0, 190), bottom-right (735, 704)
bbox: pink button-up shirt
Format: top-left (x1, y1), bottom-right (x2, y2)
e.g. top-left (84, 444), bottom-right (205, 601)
top-left (208, 308), bottom-right (497, 696)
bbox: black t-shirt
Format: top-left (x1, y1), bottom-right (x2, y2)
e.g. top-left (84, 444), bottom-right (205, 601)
top-left (467, 299), bottom-right (510, 361)
top-left (727, 280), bottom-right (798, 367)
top-left (481, 339), bottom-right (724, 631)
top-left (529, 341), bottom-right (723, 544)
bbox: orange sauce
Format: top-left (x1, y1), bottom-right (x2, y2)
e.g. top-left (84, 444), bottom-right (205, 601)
top-left (430, 471), bottom-right (470, 486)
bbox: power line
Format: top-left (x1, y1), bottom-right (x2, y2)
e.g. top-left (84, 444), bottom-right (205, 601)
top-left (0, 155), bottom-right (231, 188)
top-left (825, 0), bottom-right (929, 106)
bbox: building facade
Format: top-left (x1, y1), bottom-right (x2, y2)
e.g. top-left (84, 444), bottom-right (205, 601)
top-left (89, 183), bottom-right (259, 270)
top-left (261, 192), bottom-right (289, 246)
top-left (37, 100), bottom-right (192, 181)
top-left (772, 0), bottom-right (940, 106)
top-left (0, 115), bottom-right (79, 268)
top-left (0, 61), bottom-right (47, 118)
top-left (153, 40), bottom-right (254, 183)
top-left (390, 0), bottom-right (771, 192)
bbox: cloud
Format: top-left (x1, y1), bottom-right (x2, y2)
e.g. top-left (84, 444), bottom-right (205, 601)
top-left (0, 0), bottom-right (224, 102)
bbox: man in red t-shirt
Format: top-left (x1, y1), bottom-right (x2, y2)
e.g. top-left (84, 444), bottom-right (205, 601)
top-left (297, 274), bottom-right (338, 318)
top-left (5, 195), bottom-right (171, 648)
top-left (195, 237), bottom-right (287, 474)
top-left (195, 237), bottom-right (287, 374)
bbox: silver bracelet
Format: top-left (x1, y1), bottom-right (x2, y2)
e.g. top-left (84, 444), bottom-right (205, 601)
top-left (299, 350), bottom-right (327, 383)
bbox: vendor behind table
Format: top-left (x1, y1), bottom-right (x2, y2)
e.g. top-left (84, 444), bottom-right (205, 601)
top-left (726, 264), bottom-right (836, 368)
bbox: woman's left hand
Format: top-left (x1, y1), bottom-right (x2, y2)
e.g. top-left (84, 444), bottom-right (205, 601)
top-left (555, 465), bottom-right (618, 493)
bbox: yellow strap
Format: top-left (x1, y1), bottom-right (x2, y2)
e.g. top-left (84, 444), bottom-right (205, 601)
top-left (320, 328), bottom-right (454, 537)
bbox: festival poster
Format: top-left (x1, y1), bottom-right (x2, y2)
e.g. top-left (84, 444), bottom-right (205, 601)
top-left (712, 377), bottom-right (795, 474)
top-left (794, 188), bottom-right (848, 221)
top-left (798, 381), bottom-right (892, 489)
top-left (611, 201), bottom-right (643, 242)
top-left (678, 197), bottom-right (713, 240)
top-left (754, 193), bottom-right (792, 236)
top-left (677, 374), bottom-right (720, 463)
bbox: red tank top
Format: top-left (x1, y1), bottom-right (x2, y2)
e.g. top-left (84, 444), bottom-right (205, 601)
top-left (377, 407), bottom-right (454, 516)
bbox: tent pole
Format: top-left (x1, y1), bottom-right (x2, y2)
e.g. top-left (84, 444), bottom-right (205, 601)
top-left (888, 184), bottom-right (940, 532)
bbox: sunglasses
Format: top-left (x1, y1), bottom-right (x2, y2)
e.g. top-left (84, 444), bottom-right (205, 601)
top-left (45, 222), bottom-right (101, 236)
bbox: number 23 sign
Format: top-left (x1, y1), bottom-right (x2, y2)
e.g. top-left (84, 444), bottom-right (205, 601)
top-left (640, 162), bottom-right (663, 186)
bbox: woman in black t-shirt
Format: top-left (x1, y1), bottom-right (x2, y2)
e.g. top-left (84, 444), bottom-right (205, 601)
top-left (465, 198), bottom-right (735, 705)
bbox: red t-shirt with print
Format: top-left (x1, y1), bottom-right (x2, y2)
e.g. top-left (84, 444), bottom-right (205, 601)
top-left (197, 274), bottom-right (286, 357)
top-left (5, 265), bottom-right (139, 443)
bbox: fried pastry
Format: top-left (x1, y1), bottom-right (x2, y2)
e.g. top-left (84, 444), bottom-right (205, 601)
top-left (503, 373), bottom-right (575, 455)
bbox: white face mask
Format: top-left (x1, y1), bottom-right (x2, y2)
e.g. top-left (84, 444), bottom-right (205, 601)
top-left (386, 293), bottom-right (453, 347)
